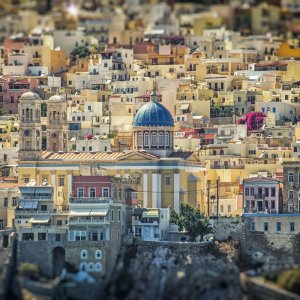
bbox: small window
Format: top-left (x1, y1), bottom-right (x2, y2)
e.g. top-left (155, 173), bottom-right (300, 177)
top-left (88, 262), bottom-right (94, 271)
top-left (102, 187), bottom-right (109, 198)
top-left (245, 188), bottom-right (249, 196)
top-left (290, 222), bottom-right (295, 232)
top-left (111, 209), bottom-right (114, 221)
top-left (81, 249), bottom-right (88, 259)
top-left (95, 262), bottom-right (102, 272)
top-left (80, 262), bottom-right (87, 271)
top-left (276, 222), bottom-right (281, 232)
top-left (250, 222), bottom-right (255, 231)
top-left (165, 176), bottom-right (171, 186)
top-left (95, 250), bottom-right (102, 259)
top-left (264, 222), bottom-right (268, 232)
top-left (3, 198), bottom-right (8, 207)
top-left (118, 209), bottom-right (121, 222)
top-left (59, 177), bottom-right (64, 186)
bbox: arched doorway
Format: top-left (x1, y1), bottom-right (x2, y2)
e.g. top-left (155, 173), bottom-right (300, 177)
top-left (52, 246), bottom-right (65, 278)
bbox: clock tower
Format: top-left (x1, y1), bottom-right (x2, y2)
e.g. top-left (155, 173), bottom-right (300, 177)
top-left (46, 94), bottom-right (68, 152)
top-left (19, 91), bottom-right (42, 161)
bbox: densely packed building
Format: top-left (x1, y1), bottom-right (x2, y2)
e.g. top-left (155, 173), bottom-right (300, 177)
top-left (1, 0), bottom-right (300, 279)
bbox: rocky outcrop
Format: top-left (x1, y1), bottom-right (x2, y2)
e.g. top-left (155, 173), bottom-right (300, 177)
top-left (100, 240), bottom-right (242, 300)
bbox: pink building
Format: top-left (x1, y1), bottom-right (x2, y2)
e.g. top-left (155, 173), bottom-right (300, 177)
top-left (243, 177), bottom-right (282, 214)
top-left (0, 77), bottom-right (39, 114)
top-left (72, 176), bottom-right (112, 198)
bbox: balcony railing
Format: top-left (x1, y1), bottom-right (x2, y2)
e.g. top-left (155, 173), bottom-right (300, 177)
top-left (254, 194), bottom-right (265, 200)
top-left (15, 210), bottom-right (68, 215)
top-left (68, 219), bottom-right (108, 225)
top-left (69, 197), bottom-right (113, 204)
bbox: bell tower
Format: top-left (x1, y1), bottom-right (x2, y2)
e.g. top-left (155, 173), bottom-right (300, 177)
top-left (19, 92), bottom-right (42, 161)
top-left (46, 94), bottom-right (68, 152)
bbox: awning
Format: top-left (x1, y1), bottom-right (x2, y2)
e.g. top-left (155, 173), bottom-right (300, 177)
top-left (0, 124), bottom-right (7, 129)
top-left (13, 123), bottom-right (19, 127)
top-left (29, 216), bottom-right (51, 224)
top-left (180, 104), bottom-right (190, 110)
top-left (69, 209), bottom-right (108, 217)
top-left (142, 210), bottom-right (159, 218)
top-left (19, 201), bottom-right (38, 209)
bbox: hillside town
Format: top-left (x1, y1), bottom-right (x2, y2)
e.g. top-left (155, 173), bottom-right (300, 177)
top-left (1, 0), bottom-right (300, 299)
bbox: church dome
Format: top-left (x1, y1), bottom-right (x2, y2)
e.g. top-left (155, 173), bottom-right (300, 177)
top-left (19, 91), bottom-right (41, 101)
top-left (48, 94), bottom-right (65, 102)
top-left (133, 91), bottom-right (174, 127)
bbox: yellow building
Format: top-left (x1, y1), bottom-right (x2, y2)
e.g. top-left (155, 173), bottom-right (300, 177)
top-left (17, 90), bottom-right (207, 214)
top-left (276, 43), bottom-right (300, 59)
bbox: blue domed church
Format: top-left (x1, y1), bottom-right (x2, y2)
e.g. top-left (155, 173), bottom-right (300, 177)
top-left (133, 90), bottom-right (174, 157)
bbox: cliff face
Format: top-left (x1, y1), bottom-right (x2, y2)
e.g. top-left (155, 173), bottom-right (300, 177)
top-left (100, 240), bottom-right (242, 300)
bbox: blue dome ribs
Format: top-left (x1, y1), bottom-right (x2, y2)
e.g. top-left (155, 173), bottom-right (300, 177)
top-left (133, 101), bottom-right (174, 127)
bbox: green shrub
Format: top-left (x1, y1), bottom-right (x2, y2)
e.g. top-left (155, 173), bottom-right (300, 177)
top-left (277, 268), bottom-right (300, 295)
top-left (19, 263), bottom-right (40, 280)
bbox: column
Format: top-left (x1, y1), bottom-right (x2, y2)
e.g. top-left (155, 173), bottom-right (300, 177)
top-left (152, 171), bottom-right (161, 208)
top-left (67, 171), bottom-right (72, 200)
top-left (51, 171), bottom-right (56, 186)
top-left (143, 172), bottom-right (148, 208)
top-left (174, 171), bottom-right (180, 213)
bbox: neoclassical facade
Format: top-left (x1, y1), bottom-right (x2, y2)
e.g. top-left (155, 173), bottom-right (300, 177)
top-left (132, 91), bottom-right (174, 157)
top-left (46, 94), bottom-right (68, 152)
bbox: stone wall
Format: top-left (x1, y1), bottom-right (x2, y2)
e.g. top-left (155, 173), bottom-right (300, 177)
top-left (17, 237), bottom-right (120, 278)
top-left (213, 215), bottom-right (300, 263)
top-left (0, 230), bottom-right (17, 300)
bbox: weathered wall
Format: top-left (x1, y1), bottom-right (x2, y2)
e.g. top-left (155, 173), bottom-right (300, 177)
top-left (0, 230), bottom-right (17, 300)
top-left (213, 215), bottom-right (300, 263)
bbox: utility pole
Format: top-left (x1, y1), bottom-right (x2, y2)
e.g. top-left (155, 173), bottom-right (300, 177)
top-left (207, 180), bottom-right (211, 217)
top-left (216, 178), bottom-right (220, 219)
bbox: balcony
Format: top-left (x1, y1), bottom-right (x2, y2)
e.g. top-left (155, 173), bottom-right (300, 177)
top-left (69, 197), bottom-right (113, 204)
top-left (15, 210), bottom-right (68, 215)
top-left (68, 218), bottom-right (109, 225)
top-left (254, 194), bottom-right (265, 200)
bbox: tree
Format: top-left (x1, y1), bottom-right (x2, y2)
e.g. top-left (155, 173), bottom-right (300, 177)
top-left (0, 107), bottom-right (7, 116)
top-left (170, 203), bottom-right (213, 242)
top-left (70, 46), bottom-right (90, 65)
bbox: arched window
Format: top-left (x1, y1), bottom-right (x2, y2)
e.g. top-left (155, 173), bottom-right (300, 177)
top-left (95, 262), bottom-right (102, 272)
top-left (144, 133), bottom-right (149, 147)
top-left (80, 262), bottom-right (87, 271)
top-left (159, 133), bottom-right (164, 147)
top-left (81, 249), bottom-right (87, 259)
top-left (138, 132), bottom-right (143, 146)
top-left (95, 250), bottom-right (102, 259)
top-left (165, 132), bottom-right (170, 147)
top-left (88, 262), bottom-right (94, 271)
top-left (151, 132), bottom-right (157, 146)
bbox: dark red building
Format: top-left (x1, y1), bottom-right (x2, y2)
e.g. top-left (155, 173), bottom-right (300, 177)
top-left (72, 176), bottom-right (112, 198)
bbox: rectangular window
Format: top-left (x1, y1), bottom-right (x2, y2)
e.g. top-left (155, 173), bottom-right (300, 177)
top-left (220, 205), bottom-right (224, 213)
top-left (288, 172), bottom-right (294, 183)
top-left (77, 188), bottom-right (84, 197)
top-left (265, 188), bottom-right (269, 197)
top-left (55, 234), bottom-right (61, 241)
top-left (245, 188), bottom-right (249, 196)
top-left (102, 187), bottom-right (109, 197)
top-left (3, 198), bottom-right (8, 207)
top-left (165, 176), bottom-right (171, 186)
top-left (118, 209), bottom-right (121, 222)
top-left (250, 188), bottom-right (254, 196)
top-left (59, 177), bottom-right (64, 186)
top-left (276, 222), bottom-right (281, 232)
top-left (289, 190), bottom-right (294, 200)
top-left (250, 222), bottom-right (255, 231)
top-left (264, 222), bottom-right (268, 232)
top-left (271, 187), bottom-right (276, 197)
top-left (24, 177), bottom-right (30, 183)
top-left (228, 205), bottom-right (231, 213)
top-left (290, 222), bottom-right (295, 232)
top-left (38, 233), bottom-right (46, 241)
top-left (111, 209), bottom-right (114, 221)
top-left (40, 205), bottom-right (47, 211)
top-left (89, 188), bottom-right (96, 198)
